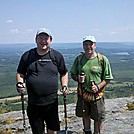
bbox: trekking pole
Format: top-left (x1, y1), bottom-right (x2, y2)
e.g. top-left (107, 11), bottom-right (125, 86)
top-left (63, 93), bottom-right (68, 133)
top-left (21, 93), bottom-right (26, 134)
top-left (78, 72), bottom-right (87, 133)
top-left (79, 72), bottom-right (86, 113)
top-left (90, 80), bottom-right (100, 134)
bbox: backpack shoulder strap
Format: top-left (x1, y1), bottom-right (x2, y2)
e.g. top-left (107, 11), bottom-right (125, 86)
top-left (97, 52), bottom-right (104, 68)
top-left (49, 48), bottom-right (58, 67)
top-left (97, 52), bottom-right (104, 80)
top-left (78, 52), bottom-right (104, 66)
top-left (27, 48), bottom-right (58, 67)
top-left (78, 52), bottom-right (84, 65)
top-left (26, 48), bottom-right (36, 66)
top-left (77, 52), bottom-right (84, 74)
top-left (97, 52), bottom-right (103, 63)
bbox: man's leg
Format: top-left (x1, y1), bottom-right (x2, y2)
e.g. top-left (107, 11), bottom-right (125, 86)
top-left (83, 115), bottom-right (91, 129)
top-left (47, 129), bottom-right (57, 134)
top-left (90, 97), bottom-right (105, 134)
top-left (83, 114), bottom-right (92, 134)
top-left (45, 99), bottom-right (60, 133)
top-left (76, 96), bottom-right (92, 134)
top-left (27, 104), bottom-right (45, 134)
top-left (94, 121), bottom-right (102, 133)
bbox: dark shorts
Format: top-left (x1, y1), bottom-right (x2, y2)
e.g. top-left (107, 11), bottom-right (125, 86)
top-left (27, 98), bottom-right (60, 134)
top-left (76, 95), bottom-right (105, 121)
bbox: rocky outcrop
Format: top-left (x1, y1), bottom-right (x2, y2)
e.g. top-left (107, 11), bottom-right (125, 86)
top-left (0, 97), bottom-right (134, 134)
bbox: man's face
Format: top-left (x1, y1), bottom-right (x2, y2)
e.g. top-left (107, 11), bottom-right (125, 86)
top-left (36, 33), bottom-right (52, 50)
top-left (83, 40), bottom-right (96, 54)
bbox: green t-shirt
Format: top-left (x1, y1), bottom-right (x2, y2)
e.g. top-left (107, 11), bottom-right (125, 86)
top-left (70, 53), bottom-right (113, 92)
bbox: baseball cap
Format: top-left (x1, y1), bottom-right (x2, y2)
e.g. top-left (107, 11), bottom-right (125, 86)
top-left (36, 28), bottom-right (52, 37)
top-left (83, 35), bottom-right (96, 43)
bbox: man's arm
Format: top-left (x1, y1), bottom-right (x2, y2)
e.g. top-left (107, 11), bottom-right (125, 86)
top-left (60, 72), bottom-right (68, 87)
top-left (60, 72), bottom-right (68, 94)
top-left (98, 79), bottom-right (111, 89)
top-left (92, 79), bottom-right (111, 93)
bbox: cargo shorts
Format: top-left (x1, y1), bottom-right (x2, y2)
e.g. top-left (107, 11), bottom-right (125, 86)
top-left (76, 95), bottom-right (105, 121)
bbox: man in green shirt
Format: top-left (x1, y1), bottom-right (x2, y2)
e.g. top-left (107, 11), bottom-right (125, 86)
top-left (70, 35), bottom-right (113, 134)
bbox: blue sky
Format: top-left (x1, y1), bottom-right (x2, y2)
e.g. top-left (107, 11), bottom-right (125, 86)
top-left (0, 0), bottom-right (134, 43)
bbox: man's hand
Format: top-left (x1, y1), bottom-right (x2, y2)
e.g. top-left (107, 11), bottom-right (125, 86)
top-left (90, 80), bottom-right (100, 93)
top-left (91, 84), bottom-right (99, 93)
top-left (16, 82), bottom-right (25, 93)
top-left (78, 73), bottom-right (86, 83)
top-left (61, 86), bottom-right (68, 95)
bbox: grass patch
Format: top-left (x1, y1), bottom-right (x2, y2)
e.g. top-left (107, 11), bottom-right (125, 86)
top-left (127, 102), bottom-right (134, 110)
top-left (0, 128), bottom-right (13, 134)
top-left (3, 116), bottom-right (15, 124)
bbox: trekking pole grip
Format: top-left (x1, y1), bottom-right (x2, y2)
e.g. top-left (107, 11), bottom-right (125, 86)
top-left (90, 80), bottom-right (100, 92)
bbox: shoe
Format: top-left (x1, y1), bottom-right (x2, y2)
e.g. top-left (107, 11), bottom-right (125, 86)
top-left (93, 132), bottom-right (100, 134)
top-left (85, 131), bottom-right (92, 134)
top-left (83, 129), bottom-right (92, 134)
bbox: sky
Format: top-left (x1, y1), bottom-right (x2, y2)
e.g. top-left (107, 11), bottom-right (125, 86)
top-left (0, 0), bottom-right (134, 43)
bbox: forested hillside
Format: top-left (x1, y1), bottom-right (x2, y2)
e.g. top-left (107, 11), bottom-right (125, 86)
top-left (0, 42), bottom-right (134, 99)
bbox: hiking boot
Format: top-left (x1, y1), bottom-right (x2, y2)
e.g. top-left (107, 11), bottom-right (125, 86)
top-left (84, 131), bottom-right (92, 134)
top-left (83, 129), bottom-right (92, 134)
top-left (93, 132), bottom-right (100, 134)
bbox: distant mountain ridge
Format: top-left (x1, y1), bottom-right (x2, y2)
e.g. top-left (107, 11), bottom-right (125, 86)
top-left (0, 42), bottom-right (134, 50)
top-left (97, 42), bottom-right (134, 49)
top-left (0, 42), bottom-right (134, 98)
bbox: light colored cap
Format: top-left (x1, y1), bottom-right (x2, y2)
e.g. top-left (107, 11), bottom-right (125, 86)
top-left (83, 35), bottom-right (96, 43)
top-left (36, 28), bottom-right (52, 37)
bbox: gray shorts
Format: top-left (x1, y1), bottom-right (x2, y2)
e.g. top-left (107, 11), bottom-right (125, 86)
top-left (76, 95), bottom-right (105, 121)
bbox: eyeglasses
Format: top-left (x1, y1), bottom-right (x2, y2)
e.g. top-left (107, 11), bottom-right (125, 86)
top-left (83, 41), bottom-right (93, 46)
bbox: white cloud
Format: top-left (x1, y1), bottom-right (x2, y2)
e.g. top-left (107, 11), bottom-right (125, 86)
top-left (124, 28), bottom-right (129, 31)
top-left (6, 19), bottom-right (13, 23)
top-left (10, 29), bottom-right (20, 33)
top-left (94, 28), bottom-right (99, 32)
top-left (124, 26), bottom-right (134, 31)
top-left (110, 31), bottom-right (120, 35)
top-left (22, 29), bottom-right (34, 34)
top-left (26, 29), bottom-right (33, 32)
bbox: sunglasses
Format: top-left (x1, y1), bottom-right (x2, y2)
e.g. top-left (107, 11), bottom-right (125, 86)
top-left (83, 41), bottom-right (94, 46)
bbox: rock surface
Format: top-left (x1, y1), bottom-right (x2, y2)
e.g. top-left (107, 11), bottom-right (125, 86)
top-left (0, 97), bottom-right (134, 134)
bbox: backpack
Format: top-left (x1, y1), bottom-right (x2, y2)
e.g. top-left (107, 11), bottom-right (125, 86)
top-left (78, 52), bottom-right (104, 75)
top-left (26, 48), bottom-right (58, 68)
top-left (25, 48), bottom-right (60, 76)
top-left (25, 48), bottom-right (60, 102)
top-left (77, 52), bottom-right (105, 102)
